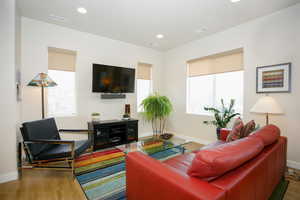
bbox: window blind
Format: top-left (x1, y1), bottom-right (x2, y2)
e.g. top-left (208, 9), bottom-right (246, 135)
top-left (48, 47), bottom-right (77, 72)
top-left (187, 48), bottom-right (243, 77)
top-left (137, 62), bottom-right (152, 80)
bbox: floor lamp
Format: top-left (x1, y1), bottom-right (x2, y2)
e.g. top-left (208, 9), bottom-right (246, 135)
top-left (27, 73), bottom-right (57, 119)
top-left (250, 95), bottom-right (283, 125)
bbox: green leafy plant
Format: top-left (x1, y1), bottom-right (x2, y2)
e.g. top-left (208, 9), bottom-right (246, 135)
top-left (91, 112), bottom-right (100, 116)
top-left (141, 93), bottom-right (173, 137)
top-left (203, 99), bottom-right (240, 128)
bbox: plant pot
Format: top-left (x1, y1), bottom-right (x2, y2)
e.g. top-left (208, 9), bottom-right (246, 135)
top-left (92, 115), bottom-right (101, 122)
top-left (216, 128), bottom-right (221, 140)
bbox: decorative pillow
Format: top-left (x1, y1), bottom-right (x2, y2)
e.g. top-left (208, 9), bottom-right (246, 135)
top-left (226, 118), bottom-right (243, 142)
top-left (187, 137), bottom-right (264, 181)
top-left (240, 120), bottom-right (256, 138)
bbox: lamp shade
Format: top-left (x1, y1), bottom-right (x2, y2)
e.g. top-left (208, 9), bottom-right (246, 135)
top-left (27, 73), bottom-right (57, 87)
top-left (250, 96), bottom-right (283, 114)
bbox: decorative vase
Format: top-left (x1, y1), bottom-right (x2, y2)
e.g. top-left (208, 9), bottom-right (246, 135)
top-left (123, 104), bottom-right (131, 120)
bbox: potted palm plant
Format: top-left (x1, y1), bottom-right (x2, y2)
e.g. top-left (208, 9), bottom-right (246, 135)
top-left (203, 99), bottom-right (240, 139)
top-left (141, 93), bottom-right (173, 138)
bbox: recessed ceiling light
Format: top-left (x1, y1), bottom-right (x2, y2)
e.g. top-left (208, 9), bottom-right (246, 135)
top-left (156, 34), bottom-right (164, 39)
top-left (77, 7), bottom-right (87, 14)
top-left (231, 0), bottom-right (241, 3)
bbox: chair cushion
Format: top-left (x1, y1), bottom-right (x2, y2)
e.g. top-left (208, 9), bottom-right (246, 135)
top-left (187, 137), bottom-right (264, 181)
top-left (22, 118), bottom-right (60, 156)
top-left (249, 125), bottom-right (280, 147)
top-left (34, 140), bottom-right (91, 161)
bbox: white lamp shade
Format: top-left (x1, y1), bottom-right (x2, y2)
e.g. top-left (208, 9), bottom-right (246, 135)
top-left (250, 96), bottom-right (283, 114)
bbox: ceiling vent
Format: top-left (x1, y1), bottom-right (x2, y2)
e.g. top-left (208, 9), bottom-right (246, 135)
top-left (49, 14), bottom-right (67, 22)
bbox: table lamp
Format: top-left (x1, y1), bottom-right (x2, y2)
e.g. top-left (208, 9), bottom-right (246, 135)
top-left (27, 73), bottom-right (57, 118)
top-left (250, 96), bottom-right (283, 125)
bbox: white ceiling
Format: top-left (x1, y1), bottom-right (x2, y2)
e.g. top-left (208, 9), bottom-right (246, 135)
top-left (18, 0), bottom-right (300, 51)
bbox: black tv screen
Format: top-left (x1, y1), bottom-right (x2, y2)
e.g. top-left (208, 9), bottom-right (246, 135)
top-left (92, 64), bottom-right (135, 93)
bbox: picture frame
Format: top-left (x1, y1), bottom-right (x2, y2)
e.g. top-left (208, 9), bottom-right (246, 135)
top-left (256, 63), bottom-right (291, 93)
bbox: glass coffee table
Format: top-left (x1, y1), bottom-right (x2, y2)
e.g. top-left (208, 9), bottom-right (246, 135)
top-left (117, 136), bottom-right (192, 160)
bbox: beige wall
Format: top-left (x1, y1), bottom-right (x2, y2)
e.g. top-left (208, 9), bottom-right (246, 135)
top-left (21, 18), bottom-right (164, 136)
top-left (0, 0), bottom-right (19, 183)
top-left (163, 4), bottom-right (300, 168)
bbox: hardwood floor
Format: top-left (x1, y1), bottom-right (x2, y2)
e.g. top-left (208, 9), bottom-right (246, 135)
top-left (0, 141), bottom-right (299, 200)
top-left (1, 168), bottom-right (299, 200)
top-left (284, 179), bottom-right (300, 200)
top-left (0, 170), bottom-right (86, 200)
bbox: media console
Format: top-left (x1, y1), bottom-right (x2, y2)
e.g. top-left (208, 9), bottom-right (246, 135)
top-left (88, 119), bottom-right (138, 151)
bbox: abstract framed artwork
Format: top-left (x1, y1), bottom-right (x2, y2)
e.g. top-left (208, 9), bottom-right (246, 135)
top-left (256, 63), bottom-right (291, 93)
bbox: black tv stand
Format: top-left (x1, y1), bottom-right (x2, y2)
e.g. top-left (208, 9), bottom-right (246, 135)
top-left (88, 119), bottom-right (138, 151)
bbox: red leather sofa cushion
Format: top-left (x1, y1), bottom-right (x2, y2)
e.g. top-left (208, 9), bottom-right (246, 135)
top-left (126, 152), bottom-right (226, 200)
top-left (249, 124), bottom-right (280, 146)
top-left (163, 153), bottom-right (195, 177)
top-left (188, 137), bottom-right (264, 181)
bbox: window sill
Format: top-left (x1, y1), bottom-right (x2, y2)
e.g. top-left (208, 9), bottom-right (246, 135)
top-left (186, 112), bottom-right (243, 118)
top-left (186, 112), bottom-right (213, 117)
top-left (47, 114), bottom-right (78, 118)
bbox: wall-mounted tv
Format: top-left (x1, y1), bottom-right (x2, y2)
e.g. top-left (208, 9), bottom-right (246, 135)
top-left (92, 64), bottom-right (135, 93)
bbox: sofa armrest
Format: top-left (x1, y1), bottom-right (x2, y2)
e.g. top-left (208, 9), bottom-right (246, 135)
top-left (126, 152), bottom-right (226, 200)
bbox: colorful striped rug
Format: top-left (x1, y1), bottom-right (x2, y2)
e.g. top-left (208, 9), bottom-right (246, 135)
top-left (75, 146), bottom-right (184, 200)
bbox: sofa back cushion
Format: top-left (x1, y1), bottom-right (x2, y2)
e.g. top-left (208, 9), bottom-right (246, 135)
top-left (188, 137), bottom-right (264, 181)
top-left (249, 125), bottom-right (280, 147)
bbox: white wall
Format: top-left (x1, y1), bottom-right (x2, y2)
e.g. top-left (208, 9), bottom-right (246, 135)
top-left (21, 18), bottom-right (164, 135)
top-left (163, 4), bottom-right (300, 166)
top-left (0, 0), bottom-right (19, 183)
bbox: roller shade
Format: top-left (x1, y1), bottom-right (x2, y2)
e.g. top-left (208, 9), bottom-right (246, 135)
top-left (48, 47), bottom-right (76, 72)
top-left (137, 62), bottom-right (152, 80)
top-left (187, 49), bottom-right (243, 77)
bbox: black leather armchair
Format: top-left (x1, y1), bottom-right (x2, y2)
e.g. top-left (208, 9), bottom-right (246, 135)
top-left (20, 118), bottom-right (91, 173)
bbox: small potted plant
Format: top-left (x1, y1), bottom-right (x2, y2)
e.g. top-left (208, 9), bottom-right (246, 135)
top-left (141, 93), bottom-right (173, 139)
top-left (203, 99), bottom-right (240, 139)
top-left (91, 112), bottom-right (101, 122)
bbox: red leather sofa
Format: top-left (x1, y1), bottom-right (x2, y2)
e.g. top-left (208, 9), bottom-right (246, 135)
top-left (126, 125), bottom-right (287, 200)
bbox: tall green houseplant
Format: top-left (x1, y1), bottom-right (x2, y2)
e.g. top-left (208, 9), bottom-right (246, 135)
top-left (141, 93), bottom-right (173, 137)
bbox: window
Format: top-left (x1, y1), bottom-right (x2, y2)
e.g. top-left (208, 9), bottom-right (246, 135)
top-left (137, 63), bottom-right (152, 112)
top-left (48, 70), bottom-right (77, 117)
top-left (187, 49), bottom-right (244, 115)
top-left (47, 47), bottom-right (77, 117)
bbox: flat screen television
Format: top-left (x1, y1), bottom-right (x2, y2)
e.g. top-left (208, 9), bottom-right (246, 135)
top-left (92, 64), bottom-right (135, 93)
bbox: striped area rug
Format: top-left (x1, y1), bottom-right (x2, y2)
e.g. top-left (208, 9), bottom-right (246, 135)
top-left (75, 146), bottom-right (184, 200)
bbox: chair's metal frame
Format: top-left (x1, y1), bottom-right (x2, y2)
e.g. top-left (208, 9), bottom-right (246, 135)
top-left (20, 129), bottom-right (92, 175)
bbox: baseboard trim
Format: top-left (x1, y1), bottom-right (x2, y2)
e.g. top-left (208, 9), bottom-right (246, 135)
top-left (287, 160), bottom-right (300, 170)
top-left (138, 132), bottom-right (153, 138)
top-left (0, 171), bottom-right (18, 184)
top-left (173, 134), bottom-right (213, 145)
